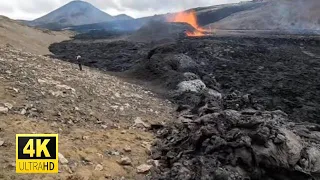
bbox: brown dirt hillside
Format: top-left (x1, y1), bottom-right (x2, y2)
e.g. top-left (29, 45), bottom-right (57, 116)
top-left (0, 16), bottom-right (72, 55)
top-left (0, 45), bottom-right (174, 180)
top-left (208, 0), bottom-right (320, 31)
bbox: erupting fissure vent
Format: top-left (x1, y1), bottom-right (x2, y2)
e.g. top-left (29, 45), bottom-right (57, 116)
top-left (168, 11), bottom-right (207, 37)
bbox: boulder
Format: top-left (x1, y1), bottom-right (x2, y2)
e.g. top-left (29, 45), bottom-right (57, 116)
top-left (58, 153), bottom-right (69, 164)
top-left (146, 53), bottom-right (198, 76)
top-left (133, 117), bottom-right (150, 128)
top-left (4, 103), bottom-right (13, 110)
top-left (137, 164), bottom-right (152, 174)
top-left (183, 72), bottom-right (199, 81)
top-left (151, 88), bottom-right (320, 180)
top-left (207, 88), bottom-right (222, 100)
top-left (177, 80), bottom-right (206, 93)
top-left (0, 106), bottom-right (9, 114)
top-left (118, 156), bottom-right (132, 166)
top-left (95, 164), bottom-right (104, 171)
top-left (170, 54), bottom-right (198, 73)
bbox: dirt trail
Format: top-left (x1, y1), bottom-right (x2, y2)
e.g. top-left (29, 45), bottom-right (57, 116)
top-left (0, 46), bottom-right (174, 180)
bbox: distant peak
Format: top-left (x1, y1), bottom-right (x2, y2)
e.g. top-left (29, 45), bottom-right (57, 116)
top-left (62, 0), bottom-right (96, 9)
top-left (114, 14), bottom-right (134, 20)
top-left (67, 0), bottom-right (91, 5)
top-left (31, 0), bottom-right (114, 27)
top-left (70, 0), bottom-right (85, 3)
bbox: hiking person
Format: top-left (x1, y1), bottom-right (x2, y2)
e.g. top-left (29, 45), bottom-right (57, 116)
top-left (76, 55), bottom-right (83, 71)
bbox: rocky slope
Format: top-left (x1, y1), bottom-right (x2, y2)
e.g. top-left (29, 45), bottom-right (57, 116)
top-left (50, 35), bottom-right (320, 124)
top-left (135, 35), bottom-right (320, 180)
top-left (0, 45), bottom-right (174, 180)
top-left (48, 34), bottom-right (320, 179)
top-left (0, 16), bottom-right (71, 55)
top-left (209, 0), bottom-right (320, 31)
top-left (150, 77), bottom-right (320, 180)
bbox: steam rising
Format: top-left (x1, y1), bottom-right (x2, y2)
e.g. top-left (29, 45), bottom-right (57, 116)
top-left (210, 0), bottom-right (320, 31)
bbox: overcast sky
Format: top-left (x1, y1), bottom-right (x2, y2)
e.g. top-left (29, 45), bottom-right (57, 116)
top-left (0, 0), bottom-right (249, 20)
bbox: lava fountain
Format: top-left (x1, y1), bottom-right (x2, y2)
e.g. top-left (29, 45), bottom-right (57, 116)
top-left (167, 11), bottom-right (206, 37)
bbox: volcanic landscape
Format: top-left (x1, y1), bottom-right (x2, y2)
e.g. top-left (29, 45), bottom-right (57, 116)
top-left (1, 0), bottom-right (320, 180)
top-left (48, 9), bottom-right (320, 180)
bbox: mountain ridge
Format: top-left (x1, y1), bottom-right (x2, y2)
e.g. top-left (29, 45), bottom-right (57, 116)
top-left (114, 14), bottom-right (134, 21)
top-left (28, 0), bottom-right (133, 28)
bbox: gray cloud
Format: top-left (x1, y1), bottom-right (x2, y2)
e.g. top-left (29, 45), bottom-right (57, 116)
top-left (18, 0), bottom-right (61, 13)
top-left (0, 2), bottom-right (14, 13)
top-left (0, 0), bottom-right (247, 20)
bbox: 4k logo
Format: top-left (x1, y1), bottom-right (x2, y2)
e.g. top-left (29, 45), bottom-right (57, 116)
top-left (16, 134), bottom-right (58, 173)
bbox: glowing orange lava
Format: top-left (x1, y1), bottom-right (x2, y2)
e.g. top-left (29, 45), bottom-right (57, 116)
top-left (168, 11), bottom-right (206, 37)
